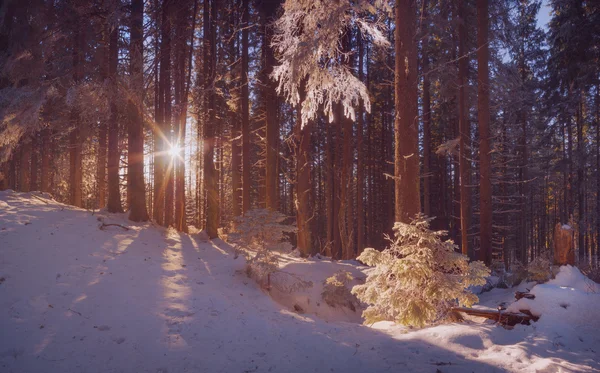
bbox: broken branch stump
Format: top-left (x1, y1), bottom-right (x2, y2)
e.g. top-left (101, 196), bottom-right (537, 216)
top-left (451, 307), bottom-right (539, 327)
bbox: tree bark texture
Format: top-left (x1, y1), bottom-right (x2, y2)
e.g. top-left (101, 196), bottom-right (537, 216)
top-left (394, 0), bottom-right (421, 223)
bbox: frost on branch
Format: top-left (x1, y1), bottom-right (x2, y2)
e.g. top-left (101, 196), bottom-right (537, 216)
top-left (228, 209), bottom-right (297, 288)
top-left (351, 215), bottom-right (490, 327)
top-left (271, 0), bottom-right (390, 128)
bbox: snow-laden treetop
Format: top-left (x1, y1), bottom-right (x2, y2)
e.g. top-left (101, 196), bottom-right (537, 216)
top-left (271, 0), bottom-right (390, 128)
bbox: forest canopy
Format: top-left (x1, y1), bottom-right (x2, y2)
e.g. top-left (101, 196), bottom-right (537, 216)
top-left (1, 0), bottom-right (599, 270)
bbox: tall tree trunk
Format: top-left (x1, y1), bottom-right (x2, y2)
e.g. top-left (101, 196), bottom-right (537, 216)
top-left (162, 0), bottom-right (174, 227)
top-left (70, 21), bottom-right (84, 208)
top-left (97, 121), bottom-right (107, 208)
top-left (457, 0), bottom-right (471, 256)
top-left (422, 0), bottom-right (432, 217)
top-left (356, 33), bottom-right (365, 254)
top-left (0, 161), bottom-right (8, 190)
top-left (128, 0), bottom-right (150, 222)
top-left (40, 128), bottom-right (51, 193)
top-left (174, 0), bottom-right (197, 231)
top-left (229, 0), bottom-right (241, 217)
top-left (339, 31), bottom-right (354, 259)
top-left (394, 0), bottom-right (421, 223)
top-left (8, 155), bottom-right (16, 190)
top-left (107, 25), bottom-right (123, 213)
top-left (296, 102), bottom-right (313, 256)
top-left (596, 79), bottom-right (600, 266)
top-left (241, 0), bottom-right (251, 214)
top-left (203, 0), bottom-right (219, 237)
top-left (30, 134), bottom-right (38, 191)
top-left (326, 121), bottom-right (334, 256)
top-left (20, 141), bottom-right (31, 192)
top-left (97, 25), bottom-right (109, 209)
top-left (577, 93), bottom-right (585, 263)
top-left (262, 0), bottom-right (280, 211)
top-left (153, 0), bottom-right (171, 225)
top-left (477, 0), bottom-right (492, 265)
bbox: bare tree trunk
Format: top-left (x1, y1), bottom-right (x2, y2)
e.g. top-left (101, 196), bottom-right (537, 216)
top-left (356, 33), bottom-right (365, 254)
top-left (203, 0), bottom-right (219, 237)
top-left (30, 134), bottom-right (38, 191)
top-left (0, 161), bottom-right (8, 190)
top-left (97, 121), bottom-right (107, 208)
top-left (128, 0), bottom-right (150, 222)
top-left (457, 0), bottom-right (471, 256)
top-left (174, 0), bottom-right (197, 231)
top-left (40, 129), bottom-right (51, 193)
top-left (394, 0), bottom-right (421, 223)
top-left (241, 0), bottom-right (251, 214)
top-left (162, 0), bottom-right (174, 227)
top-left (326, 121), bottom-right (334, 256)
top-left (596, 79), bottom-right (600, 267)
top-left (296, 101), bottom-right (313, 256)
top-left (577, 92), bottom-right (585, 263)
top-left (107, 25), bottom-right (123, 213)
top-left (229, 0), bottom-right (241, 217)
top-left (97, 25), bottom-right (109, 209)
top-left (477, 0), bottom-right (492, 265)
top-left (262, 0), bottom-right (280, 211)
top-left (422, 0), bottom-right (432, 217)
top-left (70, 21), bottom-right (84, 208)
top-left (20, 141), bottom-right (31, 192)
top-left (333, 111), bottom-right (342, 259)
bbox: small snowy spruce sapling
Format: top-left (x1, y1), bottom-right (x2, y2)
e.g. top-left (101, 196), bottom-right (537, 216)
top-left (352, 215), bottom-right (490, 327)
top-left (228, 209), bottom-right (297, 288)
top-left (527, 252), bottom-right (553, 283)
top-left (271, 0), bottom-right (390, 128)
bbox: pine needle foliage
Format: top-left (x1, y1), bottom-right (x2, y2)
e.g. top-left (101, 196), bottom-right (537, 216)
top-left (271, 0), bottom-right (390, 128)
top-left (352, 215), bottom-right (490, 327)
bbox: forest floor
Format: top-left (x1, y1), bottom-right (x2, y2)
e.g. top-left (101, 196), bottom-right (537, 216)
top-left (1, 190), bottom-right (599, 373)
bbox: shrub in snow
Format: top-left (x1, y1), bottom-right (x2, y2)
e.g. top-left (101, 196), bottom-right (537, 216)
top-left (228, 209), bottom-right (297, 289)
top-left (579, 264), bottom-right (600, 285)
top-left (245, 249), bottom-right (280, 289)
top-left (228, 209), bottom-right (297, 252)
top-left (321, 271), bottom-right (361, 312)
top-left (269, 271), bottom-right (313, 294)
top-left (351, 215), bottom-right (490, 327)
top-left (505, 260), bottom-right (528, 287)
top-left (527, 253), bottom-right (553, 282)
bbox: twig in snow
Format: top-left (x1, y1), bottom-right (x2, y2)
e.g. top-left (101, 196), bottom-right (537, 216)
top-left (67, 308), bottom-right (90, 319)
top-left (31, 194), bottom-right (49, 204)
top-left (98, 223), bottom-right (130, 231)
top-left (68, 308), bottom-right (82, 316)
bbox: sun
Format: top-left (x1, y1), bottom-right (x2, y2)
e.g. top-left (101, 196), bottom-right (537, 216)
top-left (169, 144), bottom-right (181, 158)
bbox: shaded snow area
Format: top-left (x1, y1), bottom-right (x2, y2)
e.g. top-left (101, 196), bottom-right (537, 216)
top-left (1, 191), bottom-right (599, 373)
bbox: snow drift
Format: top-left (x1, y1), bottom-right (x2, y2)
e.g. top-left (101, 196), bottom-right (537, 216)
top-left (1, 191), bottom-right (599, 373)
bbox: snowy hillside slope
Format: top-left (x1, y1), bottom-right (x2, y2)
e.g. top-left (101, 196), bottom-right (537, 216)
top-left (1, 191), bottom-right (599, 373)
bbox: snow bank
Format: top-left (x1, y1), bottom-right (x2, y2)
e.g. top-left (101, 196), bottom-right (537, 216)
top-left (266, 257), bottom-right (365, 323)
top-left (507, 266), bottom-right (600, 326)
top-left (1, 191), bottom-right (599, 373)
top-left (548, 264), bottom-right (600, 293)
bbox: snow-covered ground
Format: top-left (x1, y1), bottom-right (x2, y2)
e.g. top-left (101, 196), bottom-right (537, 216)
top-left (1, 191), bottom-right (599, 373)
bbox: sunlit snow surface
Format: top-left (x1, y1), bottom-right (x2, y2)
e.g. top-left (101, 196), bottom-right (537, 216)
top-left (1, 190), bottom-right (598, 373)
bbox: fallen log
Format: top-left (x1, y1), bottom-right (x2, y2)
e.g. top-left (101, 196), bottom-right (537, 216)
top-left (515, 291), bottom-right (535, 300)
top-left (451, 307), bottom-right (539, 327)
